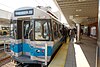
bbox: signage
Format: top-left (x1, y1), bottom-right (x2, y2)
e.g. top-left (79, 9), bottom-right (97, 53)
top-left (14, 9), bottom-right (33, 16)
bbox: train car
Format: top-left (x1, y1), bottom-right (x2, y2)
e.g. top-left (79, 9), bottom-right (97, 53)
top-left (9, 7), bottom-right (67, 66)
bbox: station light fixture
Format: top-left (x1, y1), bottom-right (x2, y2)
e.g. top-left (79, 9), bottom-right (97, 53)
top-left (75, 15), bottom-right (79, 16)
top-left (76, 9), bottom-right (82, 12)
top-left (78, 0), bottom-right (86, 2)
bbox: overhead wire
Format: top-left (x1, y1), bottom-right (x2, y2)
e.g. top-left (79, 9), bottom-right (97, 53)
top-left (41, 0), bottom-right (48, 6)
top-left (34, 0), bottom-right (50, 8)
top-left (35, 0), bottom-right (41, 6)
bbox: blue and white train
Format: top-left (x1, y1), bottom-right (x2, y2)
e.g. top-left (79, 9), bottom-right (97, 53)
top-left (9, 7), bottom-right (67, 66)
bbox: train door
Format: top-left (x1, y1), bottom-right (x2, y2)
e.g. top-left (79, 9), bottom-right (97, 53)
top-left (16, 20), bottom-right (30, 54)
top-left (10, 19), bottom-right (31, 56)
top-left (22, 20), bottom-right (31, 55)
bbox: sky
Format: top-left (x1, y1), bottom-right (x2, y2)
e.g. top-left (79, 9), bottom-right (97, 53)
top-left (0, 0), bottom-right (58, 12)
top-left (0, 0), bottom-right (69, 26)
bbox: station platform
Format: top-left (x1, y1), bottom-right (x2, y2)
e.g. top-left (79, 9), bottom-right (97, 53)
top-left (48, 37), bottom-right (70, 67)
top-left (49, 35), bottom-right (97, 67)
top-left (65, 35), bottom-right (97, 67)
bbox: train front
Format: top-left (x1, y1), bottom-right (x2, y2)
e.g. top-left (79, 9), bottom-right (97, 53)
top-left (9, 7), bottom-right (53, 65)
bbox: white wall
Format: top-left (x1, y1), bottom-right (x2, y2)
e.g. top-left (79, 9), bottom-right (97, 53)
top-left (0, 9), bottom-right (11, 19)
top-left (0, 9), bottom-right (11, 30)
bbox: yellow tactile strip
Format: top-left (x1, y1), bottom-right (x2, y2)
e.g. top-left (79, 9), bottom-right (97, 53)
top-left (48, 38), bottom-right (69, 67)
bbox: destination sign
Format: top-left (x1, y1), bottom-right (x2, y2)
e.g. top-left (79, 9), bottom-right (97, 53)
top-left (14, 9), bottom-right (33, 16)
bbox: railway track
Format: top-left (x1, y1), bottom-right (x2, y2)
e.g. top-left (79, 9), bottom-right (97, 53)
top-left (0, 56), bottom-right (11, 66)
top-left (0, 49), bottom-right (11, 67)
top-left (1, 61), bottom-right (15, 67)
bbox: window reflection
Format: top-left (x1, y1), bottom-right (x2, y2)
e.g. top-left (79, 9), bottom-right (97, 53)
top-left (35, 20), bottom-right (49, 40)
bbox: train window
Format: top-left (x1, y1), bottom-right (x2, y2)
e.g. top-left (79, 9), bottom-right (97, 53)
top-left (53, 21), bottom-right (59, 39)
top-left (10, 20), bottom-right (31, 39)
top-left (10, 20), bottom-right (17, 39)
top-left (90, 26), bottom-right (96, 36)
top-left (48, 21), bottom-right (53, 41)
top-left (58, 24), bottom-right (62, 38)
top-left (34, 20), bottom-right (50, 40)
top-left (24, 21), bottom-right (30, 39)
top-left (29, 20), bottom-right (34, 41)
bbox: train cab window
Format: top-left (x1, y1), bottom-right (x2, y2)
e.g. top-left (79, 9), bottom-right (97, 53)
top-left (34, 20), bottom-right (50, 40)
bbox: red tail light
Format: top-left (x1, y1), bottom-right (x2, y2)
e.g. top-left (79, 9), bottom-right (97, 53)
top-left (42, 50), bottom-right (44, 53)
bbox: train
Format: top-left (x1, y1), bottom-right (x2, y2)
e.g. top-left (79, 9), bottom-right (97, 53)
top-left (9, 6), bottom-right (67, 66)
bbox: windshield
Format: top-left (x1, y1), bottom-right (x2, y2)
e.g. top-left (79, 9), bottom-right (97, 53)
top-left (10, 20), bottom-right (30, 39)
top-left (34, 20), bottom-right (50, 40)
top-left (10, 20), bottom-right (51, 40)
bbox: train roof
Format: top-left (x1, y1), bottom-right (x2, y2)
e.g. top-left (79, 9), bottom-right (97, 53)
top-left (12, 7), bottom-right (61, 24)
top-left (14, 7), bottom-right (33, 11)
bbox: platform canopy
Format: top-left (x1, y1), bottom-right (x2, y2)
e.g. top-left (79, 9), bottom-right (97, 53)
top-left (53, 0), bottom-right (98, 28)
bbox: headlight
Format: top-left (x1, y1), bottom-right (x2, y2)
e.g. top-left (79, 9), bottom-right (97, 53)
top-left (36, 49), bottom-right (40, 53)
